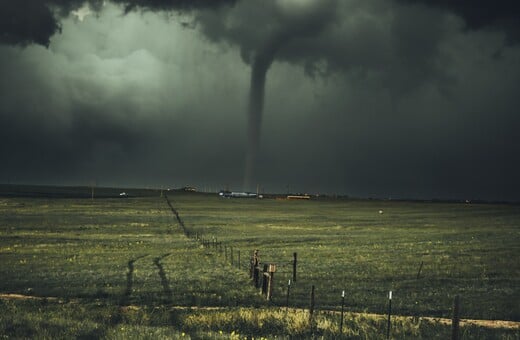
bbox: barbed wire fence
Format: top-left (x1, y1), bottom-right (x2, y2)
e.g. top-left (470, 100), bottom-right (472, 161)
top-left (163, 195), bottom-right (465, 339)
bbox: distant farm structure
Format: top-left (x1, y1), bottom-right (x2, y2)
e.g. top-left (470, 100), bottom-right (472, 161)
top-left (286, 195), bottom-right (311, 200)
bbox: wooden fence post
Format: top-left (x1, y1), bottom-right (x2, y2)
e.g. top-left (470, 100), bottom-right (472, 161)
top-left (452, 295), bottom-right (460, 340)
top-left (262, 264), bottom-right (269, 296)
top-left (267, 264), bottom-right (276, 301)
top-left (253, 250), bottom-right (260, 288)
top-left (293, 252), bottom-right (298, 282)
top-left (254, 267), bottom-right (260, 288)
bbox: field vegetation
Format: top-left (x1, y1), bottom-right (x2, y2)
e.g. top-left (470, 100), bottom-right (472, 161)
top-left (0, 185), bottom-right (519, 338)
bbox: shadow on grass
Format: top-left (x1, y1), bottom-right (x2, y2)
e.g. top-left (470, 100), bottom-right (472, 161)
top-left (120, 254), bottom-right (148, 306)
top-left (153, 253), bottom-right (173, 304)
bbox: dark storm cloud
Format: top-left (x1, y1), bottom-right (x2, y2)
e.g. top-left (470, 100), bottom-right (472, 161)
top-left (0, 45), bottom-right (144, 182)
top-left (194, 0), bottom-right (458, 190)
top-left (193, 0), bottom-right (519, 91)
top-left (0, 0), bottom-right (235, 47)
top-left (397, 0), bottom-right (520, 43)
top-left (194, 1), bottom-right (456, 93)
top-left (112, 0), bottom-right (237, 13)
top-left (0, 1), bottom-right (58, 47)
top-left (0, 0), bottom-right (519, 201)
top-left (186, 0), bottom-right (519, 200)
top-left (0, 6), bottom-right (250, 187)
top-left (0, 0), bottom-right (105, 47)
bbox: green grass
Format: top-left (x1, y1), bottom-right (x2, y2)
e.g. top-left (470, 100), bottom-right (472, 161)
top-left (175, 195), bottom-right (520, 320)
top-left (0, 195), bottom-right (260, 307)
top-left (0, 188), bottom-right (519, 338)
top-left (1, 300), bottom-right (518, 339)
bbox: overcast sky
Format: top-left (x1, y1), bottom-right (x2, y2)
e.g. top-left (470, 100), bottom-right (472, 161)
top-left (1, 0), bottom-right (519, 201)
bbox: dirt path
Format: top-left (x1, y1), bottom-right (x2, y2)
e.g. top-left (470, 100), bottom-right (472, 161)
top-left (420, 316), bottom-right (519, 330)
top-left (333, 310), bottom-right (520, 330)
top-left (1, 294), bottom-right (518, 330)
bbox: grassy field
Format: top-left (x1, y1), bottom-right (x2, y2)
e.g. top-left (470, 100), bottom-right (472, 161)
top-left (0, 186), bottom-right (519, 338)
top-left (175, 194), bottom-right (520, 318)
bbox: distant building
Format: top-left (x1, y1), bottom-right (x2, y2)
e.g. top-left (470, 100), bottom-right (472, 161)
top-left (287, 195), bottom-right (310, 200)
top-left (182, 186), bottom-right (196, 192)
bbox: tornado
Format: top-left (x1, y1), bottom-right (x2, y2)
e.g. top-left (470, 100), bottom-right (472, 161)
top-left (242, 1), bottom-right (336, 191)
top-left (243, 36), bottom-right (285, 191)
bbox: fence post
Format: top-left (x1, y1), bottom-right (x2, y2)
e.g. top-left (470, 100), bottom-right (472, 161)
top-left (254, 266), bottom-right (260, 288)
top-left (286, 279), bottom-right (291, 308)
top-left (452, 295), bottom-right (460, 340)
top-left (253, 250), bottom-right (260, 288)
top-left (251, 250), bottom-right (258, 276)
top-left (238, 250), bottom-right (241, 269)
top-left (386, 291), bottom-right (392, 340)
top-left (340, 290), bottom-right (345, 335)
top-left (293, 252), bottom-right (298, 282)
top-left (250, 253), bottom-right (254, 278)
top-left (267, 264), bottom-right (276, 301)
top-left (231, 247), bottom-right (234, 266)
top-left (262, 264), bottom-right (269, 296)
top-left (309, 285), bottom-right (315, 336)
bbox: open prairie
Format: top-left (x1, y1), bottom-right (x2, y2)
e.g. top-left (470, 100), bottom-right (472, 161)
top-left (0, 186), bottom-right (519, 338)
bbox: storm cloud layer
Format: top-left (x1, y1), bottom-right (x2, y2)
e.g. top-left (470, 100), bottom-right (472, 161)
top-left (1, 1), bottom-right (519, 201)
top-left (0, 0), bottom-right (235, 46)
top-left (398, 0), bottom-right (520, 43)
